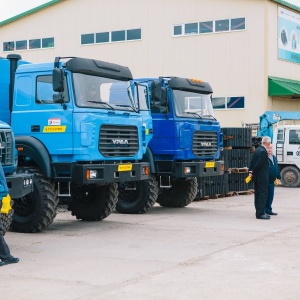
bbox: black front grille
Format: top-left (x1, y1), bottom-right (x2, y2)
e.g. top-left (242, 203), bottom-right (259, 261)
top-left (99, 125), bottom-right (139, 157)
top-left (0, 130), bottom-right (13, 166)
top-left (193, 131), bottom-right (218, 157)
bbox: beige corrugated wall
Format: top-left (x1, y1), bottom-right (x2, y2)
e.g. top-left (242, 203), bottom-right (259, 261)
top-left (1, 0), bottom-right (299, 127)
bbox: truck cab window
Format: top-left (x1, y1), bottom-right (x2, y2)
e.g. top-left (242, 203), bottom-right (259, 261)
top-left (289, 130), bottom-right (300, 144)
top-left (36, 75), bottom-right (69, 104)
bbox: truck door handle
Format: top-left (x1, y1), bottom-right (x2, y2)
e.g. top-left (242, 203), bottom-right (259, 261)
top-left (287, 151), bottom-right (293, 155)
top-left (31, 125), bottom-right (40, 132)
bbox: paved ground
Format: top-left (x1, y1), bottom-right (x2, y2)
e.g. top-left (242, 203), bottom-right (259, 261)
top-left (0, 186), bottom-right (299, 300)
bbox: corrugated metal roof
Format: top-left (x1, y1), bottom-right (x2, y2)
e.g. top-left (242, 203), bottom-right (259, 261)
top-left (0, 0), bottom-right (64, 27)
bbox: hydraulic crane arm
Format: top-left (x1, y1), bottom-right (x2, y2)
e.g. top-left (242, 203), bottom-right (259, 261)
top-left (258, 111), bottom-right (300, 140)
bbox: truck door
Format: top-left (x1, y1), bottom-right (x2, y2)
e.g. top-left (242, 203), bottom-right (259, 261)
top-left (285, 129), bottom-right (300, 163)
top-left (275, 128), bottom-right (284, 162)
top-left (12, 74), bottom-right (73, 155)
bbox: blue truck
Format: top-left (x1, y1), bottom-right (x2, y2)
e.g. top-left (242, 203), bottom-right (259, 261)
top-left (0, 54), bottom-right (151, 232)
top-left (116, 76), bottom-right (224, 213)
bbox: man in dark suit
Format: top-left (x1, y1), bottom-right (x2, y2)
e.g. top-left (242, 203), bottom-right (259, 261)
top-left (249, 136), bottom-right (271, 220)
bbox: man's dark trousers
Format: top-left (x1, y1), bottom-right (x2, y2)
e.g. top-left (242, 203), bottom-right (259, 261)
top-left (254, 181), bottom-right (268, 217)
top-left (265, 183), bottom-right (275, 214)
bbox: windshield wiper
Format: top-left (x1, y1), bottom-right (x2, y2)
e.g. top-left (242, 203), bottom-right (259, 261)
top-left (204, 114), bottom-right (217, 121)
top-left (114, 104), bottom-right (135, 111)
top-left (87, 101), bottom-right (115, 110)
top-left (185, 112), bottom-right (203, 119)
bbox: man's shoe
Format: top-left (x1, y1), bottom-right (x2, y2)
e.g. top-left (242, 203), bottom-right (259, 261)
top-left (268, 212), bottom-right (277, 216)
top-left (256, 214), bottom-right (270, 220)
top-left (0, 257), bottom-right (19, 267)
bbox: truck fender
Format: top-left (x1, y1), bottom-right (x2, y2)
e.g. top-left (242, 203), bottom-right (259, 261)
top-left (142, 147), bottom-right (156, 174)
top-left (15, 136), bottom-right (52, 178)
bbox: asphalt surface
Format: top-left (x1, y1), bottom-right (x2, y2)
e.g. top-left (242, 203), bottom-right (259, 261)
top-left (0, 186), bottom-right (299, 300)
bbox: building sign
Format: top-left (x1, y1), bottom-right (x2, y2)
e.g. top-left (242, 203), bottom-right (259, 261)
top-left (278, 7), bottom-right (300, 64)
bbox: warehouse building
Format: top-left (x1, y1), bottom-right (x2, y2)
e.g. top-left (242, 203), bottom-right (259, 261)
top-left (1, 0), bottom-right (300, 127)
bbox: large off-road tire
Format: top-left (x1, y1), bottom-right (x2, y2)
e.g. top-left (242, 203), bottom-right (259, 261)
top-left (157, 177), bottom-right (198, 208)
top-left (280, 166), bottom-right (300, 187)
top-left (116, 175), bottom-right (159, 214)
top-left (68, 183), bottom-right (118, 221)
top-left (0, 200), bottom-right (14, 235)
top-left (11, 168), bottom-right (58, 233)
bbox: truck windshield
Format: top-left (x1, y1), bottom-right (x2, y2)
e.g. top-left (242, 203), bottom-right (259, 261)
top-left (173, 90), bottom-right (215, 119)
top-left (73, 73), bottom-right (137, 110)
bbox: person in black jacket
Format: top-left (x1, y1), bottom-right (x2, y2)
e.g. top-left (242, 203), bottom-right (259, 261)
top-left (248, 136), bottom-right (271, 220)
top-left (265, 144), bottom-right (281, 215)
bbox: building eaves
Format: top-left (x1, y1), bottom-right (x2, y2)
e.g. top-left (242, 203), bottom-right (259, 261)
top-left (0, 0), bottom-right (64, 27)
top-left (271, 0), bottom-right (300, 12)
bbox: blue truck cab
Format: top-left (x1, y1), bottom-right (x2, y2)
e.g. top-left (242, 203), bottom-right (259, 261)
top-left (0, 54), bottom-right (152, 232)
top-left (144, 77), bottom-right (223, 176)
top-left (115, 76), bottom-right (224, 212)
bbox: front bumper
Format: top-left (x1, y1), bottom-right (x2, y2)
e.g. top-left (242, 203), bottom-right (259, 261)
top-left (174, 160), bottom-right (225, 178)
top-left (6, 173), bottom-right (34, 198)
top-left (73, 162), bottom-right (150, 184)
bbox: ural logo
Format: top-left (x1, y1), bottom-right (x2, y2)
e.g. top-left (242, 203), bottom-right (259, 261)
top-left (112, 139), bottom-right (129, 145)
top-left (200, 142), bottom-right (211, 146)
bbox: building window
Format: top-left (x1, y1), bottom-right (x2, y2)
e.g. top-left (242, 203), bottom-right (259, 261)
top-left (127, 28), bottom-right (141, 40)
top-left (3, 41), bottom-right (14, 51)
top-left (199, 21), bottom-right (213, 34)
top-left (111, 30), bottom-right (126, 42)
top-left (215, 19), bottom-right (229, 32)
top-left (96, 32), bottom-right (109, 43)
top-left (81, 33), bottom-right (94, 45)
top-left (212, 96), bottom-right (245, 109)
top-left (42, 37), bottom-right (54, 48)
top-left (231, 18), bottom-right (245, 30)
top-left (16, 40), bottom-right (27, 50)
top-left (212, 97), bottom-right (226, 109)
top-left (173, 25), bottom-right (182, 36)
top-left (227, 96), bottom-right (244, 109)
top-left (173, 17), bottom-right (245, 38)
top-left (29, 39), bottom-right (41, 49)
top-left (185, 23), bottom-right (198, 34)
top-left (82, 28), bottom-right (142, 45)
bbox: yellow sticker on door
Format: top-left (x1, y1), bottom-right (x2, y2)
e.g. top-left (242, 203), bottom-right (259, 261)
top-left (43, 126), bottom-right (66, 133)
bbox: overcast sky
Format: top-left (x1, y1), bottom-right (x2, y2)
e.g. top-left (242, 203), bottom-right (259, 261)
top-left (0, 0), bottom-right (300, 22)
top-left (0, 0), bottom-right (49, 22)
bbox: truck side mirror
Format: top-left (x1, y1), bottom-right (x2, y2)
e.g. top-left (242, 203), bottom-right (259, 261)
top-left (150, 81), bottom-right (161, 100)
top-left (52, 68), bottom-right (64, 93)
top-left (159, 87), bottom-right (168, 113)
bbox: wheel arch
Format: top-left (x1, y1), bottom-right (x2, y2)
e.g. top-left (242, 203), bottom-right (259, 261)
top-left (142, 147), bottom-right (156, 173)
top-left (15, 136), bottom-right (52, 178)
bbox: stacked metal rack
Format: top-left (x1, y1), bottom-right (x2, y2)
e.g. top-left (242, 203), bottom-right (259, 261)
top-left (222, 127), bottom-right (254, 193)
top-left (195, 127), bottom-right (255, 200)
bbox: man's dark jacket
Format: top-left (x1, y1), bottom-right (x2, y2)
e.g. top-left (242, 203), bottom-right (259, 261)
top-left (249, 145), bottom-right (269, 182)
top-left (268, 155), bottom-right (281, 183)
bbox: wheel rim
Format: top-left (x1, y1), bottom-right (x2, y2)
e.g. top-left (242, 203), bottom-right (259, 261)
top-left (284, 171), bottom-right (297, 184)
top-left (13, 193), bottom-right (35, 222)
top-left (118, 182), bottom-right (140, 203)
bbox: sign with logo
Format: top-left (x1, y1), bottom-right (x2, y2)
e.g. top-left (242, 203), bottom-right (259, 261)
top-left (278, 7), bottom-right (300, 64)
